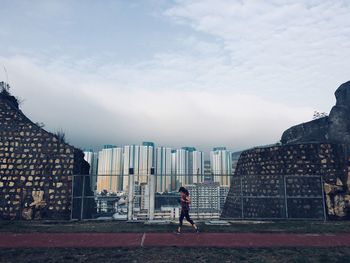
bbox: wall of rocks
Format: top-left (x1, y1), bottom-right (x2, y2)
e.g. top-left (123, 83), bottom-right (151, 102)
top-left (0, 86), bottom-right (90, 220)
top-left (281, 81), bottom-right (350, 152)
top-left (222, 143), bottom-right (350, 220)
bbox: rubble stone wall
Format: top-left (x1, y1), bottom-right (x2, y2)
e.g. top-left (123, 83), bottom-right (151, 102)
top-left (0, 91), bottom-right (89, 220)
top-left (222, 143), bottom-right (350, 219)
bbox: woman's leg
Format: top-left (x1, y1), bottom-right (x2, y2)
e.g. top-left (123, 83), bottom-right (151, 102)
top-left (184, 210), bottom-right (198, 231)
top-left (177, 210), bottom-right (185, 233)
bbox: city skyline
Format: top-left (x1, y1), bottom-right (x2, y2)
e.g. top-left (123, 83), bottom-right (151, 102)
top-left (85, 142), bottom-right (241, 158)
top-left (85, 142), bottom-right (236, 162)
top-left (84, 141), bottom-right (231, 220)
top-left (85, 141), bottom-right (234, 194)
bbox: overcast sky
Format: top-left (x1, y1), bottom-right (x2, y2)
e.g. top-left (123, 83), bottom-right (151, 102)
top-left (0, 0), bottom-right (349, 153)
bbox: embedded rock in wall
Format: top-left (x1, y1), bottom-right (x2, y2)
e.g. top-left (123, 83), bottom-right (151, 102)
top-left (281, 80), bottom-right (350, 151)
top-left (0, 82), bottom-right (90, 220)
top-left (325, 156), bottom-right (350, 218)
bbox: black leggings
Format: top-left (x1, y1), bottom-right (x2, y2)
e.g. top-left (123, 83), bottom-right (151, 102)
top-left (179, 209), bottom-right (194, 227)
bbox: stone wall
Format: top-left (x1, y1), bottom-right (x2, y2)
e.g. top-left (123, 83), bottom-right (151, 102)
top-left (281, 81), bottom-right (350, 151)
top-left (0, 85), bottom-right (90, 220)
top-left (223, 81), bottom-right (350, 220)
top-left (222, 143), bottom-right (350, 219)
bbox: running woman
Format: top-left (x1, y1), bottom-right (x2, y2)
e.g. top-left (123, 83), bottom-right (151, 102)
top-left (176, 186), bottom-right (199, 234)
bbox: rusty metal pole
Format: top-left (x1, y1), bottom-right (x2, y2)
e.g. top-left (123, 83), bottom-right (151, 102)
top-left (127, 168), bottom-right (134, 221)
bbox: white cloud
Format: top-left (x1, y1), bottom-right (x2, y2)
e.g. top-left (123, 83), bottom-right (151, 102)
top-left (165, 0), bottom-right (350, 104)
top-left (1, 0), bottom-right (349, 153)
top-left (0, 54), bottom-right (313, 153)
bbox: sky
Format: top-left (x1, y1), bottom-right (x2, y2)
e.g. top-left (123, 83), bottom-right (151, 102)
top-left (0, 0), bottom-right (349, 154)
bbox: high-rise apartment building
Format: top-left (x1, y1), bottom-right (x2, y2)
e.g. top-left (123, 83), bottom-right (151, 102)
top-left (186, 182), bottom-right (220, 212)
top-left (155, 146), bottom-right (172, 192)
top-left (204, 160), bottom-right (213, 182)
top-left (210, 147), bottom-right (232, 186)
top-left (186, 182), bottom-right (230, 213)
top-left (83, 149), bottom-right (99, 192)
top-left (123, 142), bottom-right (155, 189)
top-left (219, 185), bottom-right (230, 210)
top-left (97, 145), bottom-right (124, 193)
top-left (171, 147), bottom-right (204, 189)
top-left (173, 148), bottom-right (188, 188)
top-left (192, 150), bottom-right (204, 184)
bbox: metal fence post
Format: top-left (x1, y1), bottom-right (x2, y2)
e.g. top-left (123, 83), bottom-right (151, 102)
top-left (196, 171), bottom-right (199, 219)
top-left (240, 174), bottom-right (244, 219)
top-left (127, 168), bottom-right (134, 221)
top-left (149, 168), bottom-right (155, 220)
top-left (320, 175), bottom-right (327, 221)
top-left (283, 175), bottom-right (288, 219)
top-left (80, 174), bottom-right (86, 220)
top-left (70, 174), bottom-right (74, 220)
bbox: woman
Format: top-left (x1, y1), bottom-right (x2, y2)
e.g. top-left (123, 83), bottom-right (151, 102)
top-left (176, 186), bottom-right (199, 234)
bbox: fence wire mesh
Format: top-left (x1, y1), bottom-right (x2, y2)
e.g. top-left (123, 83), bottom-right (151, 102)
top-left (71, 173), bottom-right (326, 221)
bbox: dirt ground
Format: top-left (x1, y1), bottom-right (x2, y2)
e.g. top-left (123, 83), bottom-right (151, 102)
top-left (0, 247), bottom-right (349, 263)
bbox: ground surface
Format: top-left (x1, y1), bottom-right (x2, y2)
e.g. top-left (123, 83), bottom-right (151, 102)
top-left (2, 220), bottom-right (350, 263)
top-left (1, 247), bottom-right (350, 263)
top-left (2, 220), bottom-right (350, 234)
top-left (2, 232), bottom-right (350, 248)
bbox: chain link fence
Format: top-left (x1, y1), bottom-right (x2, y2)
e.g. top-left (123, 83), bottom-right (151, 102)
top-left (222, 174), bottom-right (326, 220)
top-left (71, 173), bottom-right (231, 220)
top-left (71, 173), bottom-right (326, 221)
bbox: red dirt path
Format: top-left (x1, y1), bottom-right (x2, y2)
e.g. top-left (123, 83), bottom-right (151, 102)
top-left (1, 233), bottom-right (350, 248)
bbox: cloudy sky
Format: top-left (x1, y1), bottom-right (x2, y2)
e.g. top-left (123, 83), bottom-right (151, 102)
top-left (0, 0), bottom-right (349, 153)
